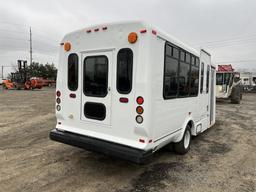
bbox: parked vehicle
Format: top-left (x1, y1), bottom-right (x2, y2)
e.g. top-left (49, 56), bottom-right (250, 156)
top-left (50, 21), bottom-right (216, 163)
top-left (240, 72), bottom-right (256, 92)
top-left (216, 64), bottom-right (243, 104)
top-left (2, 79), bottom-right (14, 89)
top-left (2, 61), bottom-right (43, 90)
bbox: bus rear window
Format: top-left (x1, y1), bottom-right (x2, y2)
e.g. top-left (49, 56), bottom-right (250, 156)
top-left (84, 56), bottom-right (108, 97)
top-left (68, 53), bottom-right (78, 91)
top-left (117, 48), bottom-right (133, 94)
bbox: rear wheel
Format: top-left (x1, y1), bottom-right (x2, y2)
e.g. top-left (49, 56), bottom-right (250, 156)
top-left (174, 125), bottom-right (191, 155)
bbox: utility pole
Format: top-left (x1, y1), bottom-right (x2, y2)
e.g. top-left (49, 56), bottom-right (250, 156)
top-left (1, 65), bottom-right (13, 80)
top-left (29, 27), bottom-right (33, 65)
top-left (1, 66), bottom-right (3, 79)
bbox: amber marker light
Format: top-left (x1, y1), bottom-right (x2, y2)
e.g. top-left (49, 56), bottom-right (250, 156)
top-left (64, 42), bottom-right (71, 51)
top-left (128, 32), bottom-right (138, 44)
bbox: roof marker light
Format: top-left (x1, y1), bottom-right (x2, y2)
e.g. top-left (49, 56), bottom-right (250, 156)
top-left (86, 29), bottom-right (91, 33)
top-left (152, 30), bottom-right (157, 35)
top-left (102, 27), bottom-right (107, 30)
top-left (140, 29), bottom-right (147, 33)
top-left (139, 139), bottom-right (145, 143)
top-left (94, 28), bottom-right (99, 32)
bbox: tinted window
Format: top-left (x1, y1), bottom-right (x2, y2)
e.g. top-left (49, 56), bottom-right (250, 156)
top-left (84, 56), bottom-right (108, 97)
top-left (216, 73), bottom-right (223, 85)
top-left (200, 62), bottom-right (204, 93)
top-left (224, 73), bottom-right (231, 85)
top-left (180, 51), bottom-right (185, 61)
top-left (190, 66), bottom-right (199, 96)
top-left (196, 58), bottom-right (200, 67)
top-left (178, 62), bottom-right (190, 96)
top-left (163, 43), bottom-right (200, 99)
top-left (191, 56), bottom-right (195, 65)
top-left (164, 54), bottom-right (179, 98)
top-left (68, 53), bottom-right (78, 91)
top-left (166, 45), bottom-right (172, 56)
top-left (84, 102), bottom-right (106, 120)
top-left (117, 48), bottom-right (133, 94)
top-left (186, 53), bottom-right (191, 63)
top-left (172, 47), bottom-right (179, 59)
top-left (206, 65), bottom-right (210, 93)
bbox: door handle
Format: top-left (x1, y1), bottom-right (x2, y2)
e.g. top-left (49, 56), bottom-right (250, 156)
top-left (108, 87), bottom-right (111, 92)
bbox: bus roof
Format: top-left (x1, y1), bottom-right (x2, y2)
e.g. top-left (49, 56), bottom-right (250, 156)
top-left (63, 20), bottom-right (205, 59)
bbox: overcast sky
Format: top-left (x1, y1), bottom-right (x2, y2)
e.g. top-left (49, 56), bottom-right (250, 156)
top-left (1, 0), bottom-right (256, 77)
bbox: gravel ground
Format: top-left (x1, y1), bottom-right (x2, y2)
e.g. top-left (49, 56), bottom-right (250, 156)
top-left (0, 87), bottom-right (255, 192)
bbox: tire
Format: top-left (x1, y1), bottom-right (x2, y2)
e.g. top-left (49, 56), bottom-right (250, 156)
top-left (174, 125), bottom-right (191, 155)
top-left (231, 86), bottom-right (241, 104)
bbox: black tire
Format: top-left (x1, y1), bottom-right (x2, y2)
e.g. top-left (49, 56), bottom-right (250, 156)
top-left (231, 86), bottom-right (241, 104)
top-left (174, 125), bottom-right (191, 155)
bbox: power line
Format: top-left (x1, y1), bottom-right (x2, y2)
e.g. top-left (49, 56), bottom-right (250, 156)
top-left (29, 27), bottom-right (32, 65)
top-left (192, 33), bottom-right (256, 46)
top-left (214, 59), bottom-right (256, 64)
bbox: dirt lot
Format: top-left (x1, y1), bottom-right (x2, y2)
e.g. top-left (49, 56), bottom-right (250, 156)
top-left (0, 88), bottom-right (255, 192)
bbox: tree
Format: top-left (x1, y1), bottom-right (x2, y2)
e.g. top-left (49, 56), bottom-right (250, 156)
top-left (8, 62), bottom-right (57, 80)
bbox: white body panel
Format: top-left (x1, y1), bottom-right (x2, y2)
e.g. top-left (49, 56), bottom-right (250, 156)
top-left (55, 21), bottom-right (216, 152)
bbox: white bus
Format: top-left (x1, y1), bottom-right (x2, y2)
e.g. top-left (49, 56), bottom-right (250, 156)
top-left (50, 21), bottom-right (216, 163)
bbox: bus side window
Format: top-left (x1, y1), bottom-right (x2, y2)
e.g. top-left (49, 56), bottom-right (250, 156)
top-left (190, 57), bottom-right (199, 96)
top-left (200, 62), bottom-right (204, 93)
top-left (68, 53), bottom-right (79, 91)
top-left (206, 65), bottom-right (210, 93)
top-left (116, 48), bottom-right (133, 94)
top-left (163, 44), bottom-right (179, 99)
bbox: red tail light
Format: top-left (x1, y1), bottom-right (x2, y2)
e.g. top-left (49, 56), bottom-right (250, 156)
top-left (136, 96), bottom-right (144, 105)
top-left (56, 91), bottom-right (61, 97)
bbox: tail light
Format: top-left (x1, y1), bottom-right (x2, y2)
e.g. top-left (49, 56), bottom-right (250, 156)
top-left (56, 91), bottom-right (61, 111)
top-left (56, 105), bottom-right (61, 111)
top-left (136, 106), bottom-right (144, 114)
top-left (136, 115), bottom-right (143, 124)
top-left (56, 98), bottom-right (61, 104)
top-left (56, 90), bottom-right (61, 97)
top-left (136, 96), bottom-right (144, 105)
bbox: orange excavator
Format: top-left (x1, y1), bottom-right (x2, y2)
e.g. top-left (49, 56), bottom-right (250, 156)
top-left (2, 60), bottom-right (43, 90)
